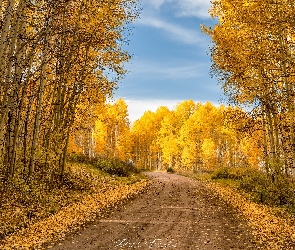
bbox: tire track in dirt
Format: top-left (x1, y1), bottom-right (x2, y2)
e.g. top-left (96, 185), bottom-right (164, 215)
top-left (49, 172), bottom-right (257, 249)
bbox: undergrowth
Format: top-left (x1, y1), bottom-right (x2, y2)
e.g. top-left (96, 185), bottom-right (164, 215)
top-left (0, 154), bottom-right (143, 241)
top-left (209, 167), bottom-right (295, 214)
top-left (167, 167), bottom-right (175, 173)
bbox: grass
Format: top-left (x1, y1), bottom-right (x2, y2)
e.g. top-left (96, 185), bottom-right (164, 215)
top-left (190, 167), bottom-right (295, 215)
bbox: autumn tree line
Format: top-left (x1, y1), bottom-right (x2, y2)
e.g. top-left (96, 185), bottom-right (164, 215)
top-left (203, 0), bottom-right (295, 177)
top-left (0, 0), bottom-right (139, 183)
top-left (70, 99), bottom-right (263, 173)
top-left (131, 100), bottom-right (264, 171)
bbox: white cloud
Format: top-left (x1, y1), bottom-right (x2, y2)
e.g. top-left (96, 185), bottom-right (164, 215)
top-left (176, 0), bottom-right (211, 18)
top-left (143, 0), bottom-right (211, 19)
top-left (137, 15), bottom-right (203, 45)
top-left (124, 99), bottom-right (181, 123)
top-left (148, 0), bottom-right (167, 9)
top-left (127, 60), bottom-right (208, 79)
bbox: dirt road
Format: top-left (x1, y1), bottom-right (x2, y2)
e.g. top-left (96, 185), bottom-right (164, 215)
top-left (49, 172), bottom-right (257, 249)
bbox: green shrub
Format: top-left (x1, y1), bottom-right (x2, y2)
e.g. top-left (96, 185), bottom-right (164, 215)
top-left (167, 167), bottom-right (175, 173)
top-left (212, 167), bottom-right (261, 181)
top-left (67, 153), bottom-right (89, 163)
top-left (240, 172), bottom-right (295, 207)
top-left (67, 154), bottom-right (140, 177)
top-left (211, 166), bottom-right (295, 210)
top-left (93, 158), bottom-right (139, 177)
top-left (211, 167), bottom-right (231, 179)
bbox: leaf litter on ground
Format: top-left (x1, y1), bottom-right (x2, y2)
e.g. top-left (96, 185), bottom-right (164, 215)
top-left (204, 181), bottom-right (295, 250)
top-left (0, 162), bottom-right (149, 250)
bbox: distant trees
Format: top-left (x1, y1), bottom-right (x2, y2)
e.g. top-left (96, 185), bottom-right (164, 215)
top-left (68, 98), bottom-right (132, 161)
top-left (131, 106), bottom-right (170, 170)
top-left (0, 0), bottom-right (139, 183)
top-left (130, 101), bottom-right (262, 171)
top-left (69, 99), bottom-right (263, 173)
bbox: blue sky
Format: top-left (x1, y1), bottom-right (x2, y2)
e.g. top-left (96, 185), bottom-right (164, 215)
top-left (114, 0), bottom-right (222, 122)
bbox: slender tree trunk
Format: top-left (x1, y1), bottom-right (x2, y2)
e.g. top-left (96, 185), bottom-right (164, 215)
top-left (29, 42), bottom-right (48, 178)
top-left (266, 108), bottom-right (276, 159)
top-left (262, 112), bottom-right (269, 173)
top-left (23, 96), bottom-right (33, 175)
top-left (6, 0), bottom-right (28, 176)
top-left (0, 0), bottom-right (4, 17)
top-left (276, 1), bottom-right (295, 174)
top-left (0, 0), bottom-right (16, 74)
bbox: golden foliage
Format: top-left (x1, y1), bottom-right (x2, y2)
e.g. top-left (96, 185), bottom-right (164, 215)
top-left (69, 98), bottom-right (131, 160)
top-left (130, 100), bottom-right (262, 171)
top-left (205, 0), bottom-right (295, 174)
top-left (0, 0), bottom-right (139, 183)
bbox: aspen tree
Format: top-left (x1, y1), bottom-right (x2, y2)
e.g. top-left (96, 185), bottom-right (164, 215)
top-left (129, 101), bottom-right (262, 172)
top-left (205, 0), bottom-right (295, 175)
top-left (0, 0), bottom-right (140, 183)
top-left (131, 106), bottom-right (170, 170)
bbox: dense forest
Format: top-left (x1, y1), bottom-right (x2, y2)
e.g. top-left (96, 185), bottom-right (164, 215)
top-left (70, 99), bottom-right (262, 173)
top-left (2, 0), bottom-right (294, 193)
top-left (0, 0), bottom-right (139, 183)
top-left (204, 0), bottom-right (295, 177)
